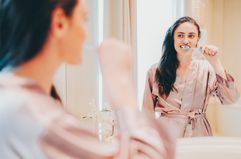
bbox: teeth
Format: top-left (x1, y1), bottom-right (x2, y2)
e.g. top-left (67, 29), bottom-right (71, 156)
top-left (180, 45), bottom-right (190, 49)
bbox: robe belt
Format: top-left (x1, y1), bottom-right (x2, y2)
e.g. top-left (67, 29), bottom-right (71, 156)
top-left (157, 110), bottom-right (206, 129)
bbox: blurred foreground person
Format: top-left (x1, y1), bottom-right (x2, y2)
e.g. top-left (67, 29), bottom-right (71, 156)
top-left (0, 0), bottom-right (174, 158)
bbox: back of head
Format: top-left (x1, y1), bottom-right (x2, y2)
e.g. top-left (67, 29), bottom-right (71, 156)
top-left (0, 0), bottom-right (77, 71)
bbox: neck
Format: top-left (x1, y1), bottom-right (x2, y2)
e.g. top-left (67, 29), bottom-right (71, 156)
top-left (14, 51), bottom-right (60, 94)
top-left (177, 53), bottom-right (192, 69)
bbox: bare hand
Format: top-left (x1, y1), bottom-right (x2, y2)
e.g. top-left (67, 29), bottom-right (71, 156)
top-left (97, 39), bottom-right (138, 109)
top-left (201, 45), bottom-right (220, 65)
top-left (201, 44), bottom-right (226, 78)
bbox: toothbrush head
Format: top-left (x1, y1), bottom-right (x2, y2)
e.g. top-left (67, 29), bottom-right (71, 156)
top-left (180, 45), bottom-right (191, 51)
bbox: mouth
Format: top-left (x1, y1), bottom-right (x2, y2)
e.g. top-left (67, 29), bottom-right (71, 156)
top-left (180, 45), bottom-right (191, 50)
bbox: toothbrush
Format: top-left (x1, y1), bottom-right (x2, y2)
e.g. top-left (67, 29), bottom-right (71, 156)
top-left (180, 45), bottom-right (203, 59)
top-left (192, 47), bottom-right (202, 55)
top-left (180, 45), bottom-right (191, 50)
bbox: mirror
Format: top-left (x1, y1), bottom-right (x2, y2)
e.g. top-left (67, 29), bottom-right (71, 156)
top-left (54, 0), bottom-right (241, 139)
top-left (136, 0), bottom-right (241, 137)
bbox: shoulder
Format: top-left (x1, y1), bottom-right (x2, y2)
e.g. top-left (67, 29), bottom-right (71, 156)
top-left (0, 81), bottom-right (64, 126)
top-left (149, 63), bottom-right (159, 70)
top-left (145, 63), bottom-right (159, 83)
top-left (147, 63), bottom-right (159, 76)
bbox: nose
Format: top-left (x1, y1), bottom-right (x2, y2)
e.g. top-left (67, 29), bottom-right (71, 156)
top-left (182, 37), bottom-right (189, 44)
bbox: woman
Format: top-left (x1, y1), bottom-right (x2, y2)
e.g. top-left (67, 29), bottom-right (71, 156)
top-left (143, 16), bottom-right (239, 138)
top-left (0, 0), bottom-right (174, 158)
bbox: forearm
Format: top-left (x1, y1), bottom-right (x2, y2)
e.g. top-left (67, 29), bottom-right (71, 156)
top-left (210, 59), bottom-right (226, 80)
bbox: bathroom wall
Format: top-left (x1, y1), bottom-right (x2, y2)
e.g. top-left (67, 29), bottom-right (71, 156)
top-left (185, 0), bottom-right (241, 135)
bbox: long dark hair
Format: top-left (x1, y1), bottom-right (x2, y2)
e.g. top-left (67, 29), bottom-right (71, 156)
top-left (155, 16), bottom-right (200, 97)
top-left (50, 85), bottom-right (62, 103)
top-left (0, 0), bottom-right (78, 70)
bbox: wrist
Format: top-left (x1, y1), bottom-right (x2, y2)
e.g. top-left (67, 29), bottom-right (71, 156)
top-left (210, 60), bottom-right (226, 79)
top-left (210, 59), bottom-right (222, 69)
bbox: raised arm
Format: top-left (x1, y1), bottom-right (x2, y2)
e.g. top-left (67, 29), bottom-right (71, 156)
top-left (97, 39), bottom-right (175, 159)
top-left (202, 45), bottom-right (240, 104)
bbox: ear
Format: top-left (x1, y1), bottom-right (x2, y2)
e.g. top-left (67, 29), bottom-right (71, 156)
top-left (49, 8), bottom-right (70, 38)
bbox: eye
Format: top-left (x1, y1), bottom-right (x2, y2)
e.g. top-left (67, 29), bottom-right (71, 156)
top-left (188, 34), bottom-right (195, 39)
top-left (177, 34), bottom-right (184, 38)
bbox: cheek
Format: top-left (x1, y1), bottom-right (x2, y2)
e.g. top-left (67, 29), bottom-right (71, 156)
top-left (77, 25), bottom-right (87, 52)
top-left (192, 38), bottom-right (199, 46)
top-left (174, 37), bottom-right (181, 45)
top-left (174, 39), bottom-right (180, 49)
top-left (73, 25), bottom-right (87, 62)
top-left (63, 20), bottom-right (87, 64)
top-left (76, 23), bottom-right (87, 48)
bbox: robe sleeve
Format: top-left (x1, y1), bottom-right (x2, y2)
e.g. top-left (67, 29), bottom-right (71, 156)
top-left (142, 67), bottom-right (156, 113)
top-left (209, 68), bottom-right (239, 104)
top-left (39, 107), bottom-right (175, 159)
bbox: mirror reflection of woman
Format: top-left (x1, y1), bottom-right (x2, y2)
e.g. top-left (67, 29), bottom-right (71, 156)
top-left (143, 16), bottom-right (239, 138)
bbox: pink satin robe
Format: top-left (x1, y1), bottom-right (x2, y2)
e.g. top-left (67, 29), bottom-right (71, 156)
top-left (143, 59), bottom-right (239, 138)
top-left (0, 73), bottom-right (175, 159)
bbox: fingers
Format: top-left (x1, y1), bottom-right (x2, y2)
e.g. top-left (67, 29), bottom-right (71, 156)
top-left (201, 45), bottom-right (218, 56)
top-left (97, 39), bottom-right (132, 73)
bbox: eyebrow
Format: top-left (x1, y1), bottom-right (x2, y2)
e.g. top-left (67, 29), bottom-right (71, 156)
top-left (176, 32), bottom-right (197, 34)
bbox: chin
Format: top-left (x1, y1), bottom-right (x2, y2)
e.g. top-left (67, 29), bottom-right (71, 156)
top-left (64, 55), bottom-right (82, 64)
top-left (70, 58), bottom-right (82, 64)
top-left (68, 50), bottom-right (83, 64)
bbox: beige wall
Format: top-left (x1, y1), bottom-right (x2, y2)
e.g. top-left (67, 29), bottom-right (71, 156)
top-left (222, 0), bottom-right (241, 90)
top-left (202, 0), bottom-right (241, 91)
top-left (210, 0), bottom-right (241, 135)
top-left (207, 0), bottom-right (241, 135)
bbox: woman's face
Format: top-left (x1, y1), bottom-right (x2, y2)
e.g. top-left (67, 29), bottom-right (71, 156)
top-left (59, 0), bottom-right (88, 64)
top-left (173, 22), bottom-right (199, 55)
